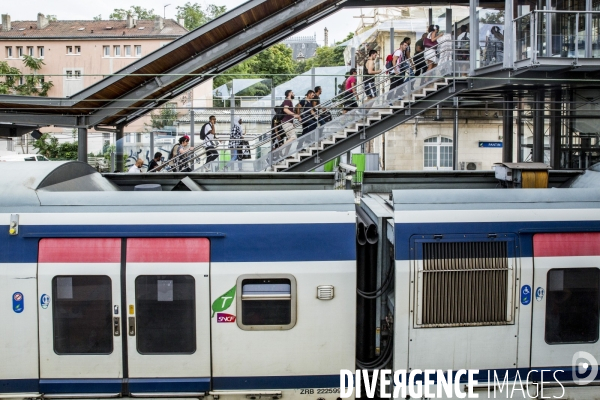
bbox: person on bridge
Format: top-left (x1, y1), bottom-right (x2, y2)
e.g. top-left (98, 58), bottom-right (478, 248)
top-left (201, 116), bottom-right (219, 168)
top-left (425, 25), bottom-right (443, 71)
top-left (343, 68), bottom-right (358, 113)
top-left (281, 90), bottom-right (301, 144)
top-left (148, 152), bottom-right (162, 172)
top-left (297, 90), bottom-right (317, 136)
top-left (363, 50), bottom-right (382, 100)
top-left (128, 158), bottom-right (144, 173)
top-left (229, 116), bottom-right (244, 171)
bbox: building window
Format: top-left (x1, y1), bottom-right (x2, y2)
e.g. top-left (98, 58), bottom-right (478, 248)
top-left (16, 46), bottom-right (23, 57)
top-left (38, 46), bottom-right (44, 58)
top-left (545, 268), bottom-right (599, 344)
top-left (5, 47), bottom-right (12, 58)
top-left (114, 46), bottom-right (121, 56)
top-left (124, 45), bottom-right (131, 56)
top-left (52, 275), bottom-right (113, 354)
top-left (75, 46), bottom-right (81, 54)
top-left (27, 46), bottom-right (33, 56)
top-left (19, 77), bottom-right (23, 85)
top-left (66, 46), bottom-right (73, 54)
top-left (66, 70), bottom-right (73, 79)
top-left (135, 45), bottom-right (142, 56)
top-left (74, 70), bottom-right (81, 79)
top-left (423, 136), bottom-right (453, 170)
top-left (236, 274), bottom-right (297, 331)
top-left (103, 46), bottom-right (110, 57)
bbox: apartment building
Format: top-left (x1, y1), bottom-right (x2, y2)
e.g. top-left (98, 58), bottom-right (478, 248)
top-left (0, 13), bottom-right (213, 142)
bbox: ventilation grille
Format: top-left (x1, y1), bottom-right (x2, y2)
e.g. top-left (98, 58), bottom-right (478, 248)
top-left (417, 241), bottom-right (512, 327)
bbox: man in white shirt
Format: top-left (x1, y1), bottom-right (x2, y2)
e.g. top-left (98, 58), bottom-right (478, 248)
top-left (128, 158), bottom-right (144, 173)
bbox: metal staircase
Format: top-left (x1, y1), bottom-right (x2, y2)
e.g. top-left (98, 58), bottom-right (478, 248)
top-left (152, 41), bottom-right (469, 174)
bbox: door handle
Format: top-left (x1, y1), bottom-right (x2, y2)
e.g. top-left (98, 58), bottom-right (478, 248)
top-left (128, 316), bottom-right (136, 336)
top-left (113, 317), bottom-right (120, 336)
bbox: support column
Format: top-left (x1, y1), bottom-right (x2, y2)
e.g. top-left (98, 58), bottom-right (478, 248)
top-left (77, 127), bottom-right (88, 163)
top-left (517, 97), bottom-right (523, 162)
top-left (502, 94), bottom-right (514, 162)
top-left (190, 109), bottom-right (195, 147)
top-left (429, 8), bottom-right (433, 27)
top-left (469, 0), bottom-right (478, 74)
top-left (533, 90), bottom-right (545, 163)
top-left (503, 0), bottom-right (514, 68)
top-left (116, 125), bottom-right (124, 172)
top-left (446, 8), bottom-right (452, 34)
top-left (311, 67), bottom-right (316, 92)
top-left (350, 47), bottom-right (356, 69)
top-left (390, 27), bottom-right (394, 54)
top-left (550, 90), bottom-right (562, 169)
top-left (453, 97), bottom-right (459, 170)
top-left (150, 130), bottom-right (154, 159)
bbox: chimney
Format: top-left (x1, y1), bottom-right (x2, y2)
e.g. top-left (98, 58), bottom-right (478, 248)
top-left (324, 27), bottom-right (329, 47)
top-left (1, 14), bottom-right (11, 32)
top-left (178, 18), bottom-right (185, 27)
top-left (154, 16), bottom-right (164, 31)
top-left (126, 13), bottom-right (134, 28)
top-left (37, 13), bottom-right (49, 29)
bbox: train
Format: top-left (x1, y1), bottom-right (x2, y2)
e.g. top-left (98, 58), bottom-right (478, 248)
top-left (1, 161), bottom-right (600, 400)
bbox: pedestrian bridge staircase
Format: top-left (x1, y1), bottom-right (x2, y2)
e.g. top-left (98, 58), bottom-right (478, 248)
top-left (154, 43), bottom-right (469, 174)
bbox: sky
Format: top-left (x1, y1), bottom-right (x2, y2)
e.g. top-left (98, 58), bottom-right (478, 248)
top-left (2, 0), bottom-right (366, 45)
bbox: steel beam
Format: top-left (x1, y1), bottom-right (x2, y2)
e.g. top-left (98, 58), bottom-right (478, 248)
top-left (116, 126), bottom-right (124, 173)
top-left (77, 128), bottom-right (88, 163)
top-left (285, 81), bottom-right (468, 172)
top-left (550, 89), bottom-right (562, 169)
top-left (502, 94), bottom-right (514, 162)
top-left (0, 113), bottom-right (77, 126)
top-left (453, 97), bottom-right (459, 170)
top-left (533, 90), bottom-right (545, 163)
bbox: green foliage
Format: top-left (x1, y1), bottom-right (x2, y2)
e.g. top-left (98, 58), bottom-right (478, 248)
top-left (150, 106), bottom-right (180, 129)
top-left (32, 134), bottom-right (78, 160)
top-left (213, 44), bottom-right (295, 100)
top-left (110, 6), bottom-right (158, 20)
top-left (480, 10), bottom-right (504, 24)
top-left (294, 44), bottom-right (347, 74)
top-left (46, 15), bottom-right (57, 22)
top-left (93, 15), bottom-right (102, 21)
top-left (176, 2), bottom-right (227, 30)
top-left (0, 56), bottom-right (53, 96)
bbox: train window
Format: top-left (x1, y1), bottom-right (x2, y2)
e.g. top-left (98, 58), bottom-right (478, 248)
top-left (236, 274), bottom-right (297, 331)
top-left (135, 275), bottom-right (196, 354)
top-left (52, 275), bottom-right (113, 354)
top-left (545, 268), bottom-right (600, 344)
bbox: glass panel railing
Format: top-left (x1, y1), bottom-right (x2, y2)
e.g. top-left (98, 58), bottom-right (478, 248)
top-left (478, 9), bottom-right (506, 68)
top-left (515, 11), bottom-right (600, 62)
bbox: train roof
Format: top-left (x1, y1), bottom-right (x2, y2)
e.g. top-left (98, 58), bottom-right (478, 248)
top-left (0, 161), bottom-right (355, 212)
top-left (392, 188), bottom-right (600, 210)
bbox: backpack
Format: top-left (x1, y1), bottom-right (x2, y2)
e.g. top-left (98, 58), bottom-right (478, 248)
top-left (199, 122), bottom-right (211, 141)
top-left (385, 54), bottom-right (394, 71)
top-left (274, 101), bottom-right (289, 121)
top-left (168, 143), bottom-right (180, 160)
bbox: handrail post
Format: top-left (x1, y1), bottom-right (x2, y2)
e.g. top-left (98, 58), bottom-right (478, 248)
top-left (575, 12), bottom-right (580, 64)
top-left (586, 11), bottom-right (593, 58)
top-left (531, 12), bottom-right (537, 64)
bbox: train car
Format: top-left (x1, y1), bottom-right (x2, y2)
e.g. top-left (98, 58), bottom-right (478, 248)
top-left (3, 161), bottom-right (600, 400)
top-left (0, 161), bottom-right (356, 400)
top-left (359, 188), bottom-right (600, 398)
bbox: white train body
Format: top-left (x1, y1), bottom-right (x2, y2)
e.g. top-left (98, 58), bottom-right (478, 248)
top-left (1, 162), bottom-right (600, 399)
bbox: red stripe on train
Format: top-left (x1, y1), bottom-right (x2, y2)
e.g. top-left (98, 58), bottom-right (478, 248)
top-left (534, 233), bottom-right (600, 257)
top-left (126, 238), bottom-right (210, 262)
top-left (39, 238), bottom-right (121, 263)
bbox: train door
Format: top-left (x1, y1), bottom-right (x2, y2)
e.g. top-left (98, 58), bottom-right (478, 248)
top-left (38, 238), bottom-right (123, 394)
top-left (531, 233), bottom-right (600, 379)
top-left (124, 238), bottom-right (211, 395)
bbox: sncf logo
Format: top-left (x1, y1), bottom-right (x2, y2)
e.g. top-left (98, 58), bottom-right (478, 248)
top-left (217, 313), bottom-right (236, 323)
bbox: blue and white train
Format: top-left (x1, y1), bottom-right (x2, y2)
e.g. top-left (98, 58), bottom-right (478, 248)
top-left (1, 161), bottom-right (599, 400)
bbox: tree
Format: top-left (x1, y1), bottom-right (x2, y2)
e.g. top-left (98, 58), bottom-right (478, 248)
top-left (176, 2), bottom-right (227, 30)
top-left (150, 106), bottom-right (180, 129)
top-left (480, 10), bottom-right (504, 24)
top-left (213, 44), bottom-right (295, 94)
top-left (110, 6), bottom-right (158, 20)
top-left (294, 32), bottom-right (352, 74)
top-left (0, 56), bottom-right (53, 96)
top-left (93, 15), bottom-right (102, 21)
top-left (46, 15), bottom-right (57, 22)
top-left (32, 133), bottom-right (78, 160)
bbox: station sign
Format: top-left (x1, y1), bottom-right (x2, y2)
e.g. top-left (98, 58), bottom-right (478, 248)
top-left (479, 141), bottom-right (503, 148)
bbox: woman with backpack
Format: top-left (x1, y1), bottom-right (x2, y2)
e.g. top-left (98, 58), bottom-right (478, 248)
top-left (168, 135), bottom-right (194, 172)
